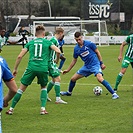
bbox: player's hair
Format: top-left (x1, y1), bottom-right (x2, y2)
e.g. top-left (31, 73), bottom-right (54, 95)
top-left (74, 32), bottom-right (82, 38)
top-left (55, 27), bottom-right (64, 34)
top-left (36, 25), bottom-right (45, 34)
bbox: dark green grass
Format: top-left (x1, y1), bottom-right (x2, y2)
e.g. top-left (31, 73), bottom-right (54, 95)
top-left (1, 45), bottom-right (133, 133)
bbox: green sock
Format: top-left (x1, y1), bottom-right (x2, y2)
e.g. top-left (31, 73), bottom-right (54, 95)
top-left (40, 88), bottom-right (47, 107)
top-left (11, 89), bottom-right (23, 108)
top-left (54, 82), bottom-right (60, 97)
top-left (47, 81), bottom-right (54, 93)
top-left (114, 72), bottom-right (123, 90)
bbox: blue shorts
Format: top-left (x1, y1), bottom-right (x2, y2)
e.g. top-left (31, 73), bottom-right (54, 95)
top-left (77, 65), bottom-right (103, 77)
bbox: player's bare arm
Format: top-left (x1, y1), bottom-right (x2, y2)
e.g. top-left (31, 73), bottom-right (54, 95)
top-left (95, 48), bottom-right (106, 70)
top-left (63, 58), bottom-right (77, 74)
top-left (118, 41), bottom-right (127, 62)
top-left (13, 48), bottom-right (28, 76)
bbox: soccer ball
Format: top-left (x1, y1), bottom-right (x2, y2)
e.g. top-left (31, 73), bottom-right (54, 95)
top-left (93, 86), bottom-right (102, 96)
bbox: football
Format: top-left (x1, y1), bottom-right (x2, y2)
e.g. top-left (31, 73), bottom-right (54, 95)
top-left (93, 86), bottom-right (102, 96)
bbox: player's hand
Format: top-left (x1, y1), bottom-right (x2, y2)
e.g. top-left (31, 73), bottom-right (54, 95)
top-left (118, 55), bottom-right (122, 62)
top-left (101, 64), bottom-right (106, 70)
top-left (63, 70), bottom-right (69, 74)
top-left (12, 70), bottom-right (18, 77)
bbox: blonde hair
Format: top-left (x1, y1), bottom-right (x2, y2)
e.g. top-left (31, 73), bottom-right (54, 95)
top-left (55, 27), bottom-right (64, 34)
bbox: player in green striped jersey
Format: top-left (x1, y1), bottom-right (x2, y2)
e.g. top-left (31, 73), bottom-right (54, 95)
top-left (47, 27), bottom-right (67, 104)
top-left (6, 25), bottom-right (61, 115)
top-left (114, 35), bottom-right (133, 92)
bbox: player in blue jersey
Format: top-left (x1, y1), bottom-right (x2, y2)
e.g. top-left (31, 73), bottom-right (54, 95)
top-left (0, 56), bottom-right (17, 132)
top-left (60, 32), bottom-right (119, 99)
top-left (58, 35), bottom-right (66, 71)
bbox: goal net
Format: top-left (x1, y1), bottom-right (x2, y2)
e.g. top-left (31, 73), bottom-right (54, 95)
top-left (32, 20), bottom-right (109, 46)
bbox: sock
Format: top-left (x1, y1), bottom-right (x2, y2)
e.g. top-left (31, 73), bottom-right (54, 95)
top-left (47, 80), bottom-right (55, 93)
top-left (101, 80), bottom-right (114, 94)
top-left (41, 107), bottom-right (45, 110)
top-left (68, 80), bottom-right (76, 93)
top-left (54, 82), bottom-right (60, 97)
top-left (58, 58), bottom-right (66, 69)
top-left (40, 88), bottom-right (47, 107)
top-left (56, 97), bottom-right (61, 101)
top-left (114, 72), bottom-right (123, 90)
top-left (11, 89), bottom-right (23, 108)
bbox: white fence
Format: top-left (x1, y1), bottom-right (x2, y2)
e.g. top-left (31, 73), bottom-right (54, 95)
top-left (8, 35), bottom-right (127, 44)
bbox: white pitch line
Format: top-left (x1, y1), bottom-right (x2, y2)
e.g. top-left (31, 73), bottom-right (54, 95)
top-left (15, 81), bottom-right (133, 87)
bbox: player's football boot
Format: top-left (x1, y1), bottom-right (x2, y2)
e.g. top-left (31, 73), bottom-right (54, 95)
top-left (6, 109), bottom-right (13, 115)
top-left (112, 93), bottom-right (119, 99)
top-left (55, 98), bottom-right (67, 104)
top-left (60, 91), bottom-right (72, 96)
top-left (40, 109), bottom-right (48, 115)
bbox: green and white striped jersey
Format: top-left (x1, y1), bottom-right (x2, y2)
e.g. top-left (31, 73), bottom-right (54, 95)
top-left (125, 34), bottom-right (133, 59)
top-left (49, 36), bottom-right (59, 61)
top-left (0, 36), bottom-right (6, 49)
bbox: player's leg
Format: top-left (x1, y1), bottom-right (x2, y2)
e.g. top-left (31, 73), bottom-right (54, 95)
top-left (40, 87), bottom-right (48, 114)
top-left (96, 73), bottom-right (119, 99)
top-left (6, 84), bottom-right (27, 115)
top-left (37, 71), bottom-right (49, 114)
top-left (3, 79), bottom-right (17, 107)
top-left (2, 62), bottom-right (18, 107)
top-left (47, 64), bottom-right (57, 95)
top-left (6, 68), bottom-right (35, 115)
top-left (60, 73), bottom-right (84, 96)
top-left (60, 66), bottom-right (89, 96)
top-left (47, 80), bottom-right (54, 94)
top-left (52, 76), bottom-right (67, 104)
top-left (114, 59), bottom-right (129, 92)
top-left (58, 55), bottom-right (66, 70)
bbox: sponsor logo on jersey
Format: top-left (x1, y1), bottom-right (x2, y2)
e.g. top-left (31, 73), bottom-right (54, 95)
top-left (80, 51), bottom-right (89, 57)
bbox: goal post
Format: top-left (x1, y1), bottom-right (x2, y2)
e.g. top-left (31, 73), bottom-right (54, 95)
top-left (32, 20), bottom-right (109, 46)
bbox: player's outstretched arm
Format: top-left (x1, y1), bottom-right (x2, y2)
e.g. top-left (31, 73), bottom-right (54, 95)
top-left (95, 48), bottom-right (106, 70)
top-left (118, 41), bottom-right (126, 62)
top-left (63, 58), bottom-right (77, 74)
top-left (13, 48), bottom-right (28, 76)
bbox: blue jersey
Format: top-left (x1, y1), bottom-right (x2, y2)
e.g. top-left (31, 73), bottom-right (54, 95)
top-left (73, 40), bottom-right (100, 67)
top-left (0, 56), bottom-right (14, 110)
top-left (58, 39), bottom-right (65, 48)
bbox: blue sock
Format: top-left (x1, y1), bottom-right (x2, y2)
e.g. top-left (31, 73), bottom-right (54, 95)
top-left (58, 59), bottom-right (66, 69)
top-left (68, 80), bottom-right (76, 93)
top-left (101, 80), bottom-right (114, 94)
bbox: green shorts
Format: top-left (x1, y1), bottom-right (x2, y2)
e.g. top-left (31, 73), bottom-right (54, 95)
top-left (48, 62), bottom-right (60, 78)
top-left (122, 56), bottom-right (133, 68)
top-left (21, 68), bottom-right (48, 87)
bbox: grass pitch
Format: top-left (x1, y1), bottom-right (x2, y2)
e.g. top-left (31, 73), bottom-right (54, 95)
top-left (1, 45), bottom-right (133, 133)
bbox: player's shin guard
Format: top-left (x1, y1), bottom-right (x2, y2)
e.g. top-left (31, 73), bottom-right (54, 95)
top-left (114, 72), bottom-right (123, 91)
top-left (101, 80), bottom-right (114, 94)
top-left (47, 80), bottom-right (55, 93)
top-left (68, 80), bottom-right (76, 93)
top-left (54, 82), bottom-right (60, 97)
top-left (40, 88), bottom-right (47, 107)
top-left (11, 89), bottom-right (23, 108)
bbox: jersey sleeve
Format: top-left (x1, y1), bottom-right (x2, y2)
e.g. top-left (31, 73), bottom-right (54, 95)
top-left (89, 41), bottom-right (97, 51)
top-left (73, 46), bottom-right (78, 59)
top-left (125, 35), bottom-right (130, 43)
top-left (24, 42), bottom-right (30, 50)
